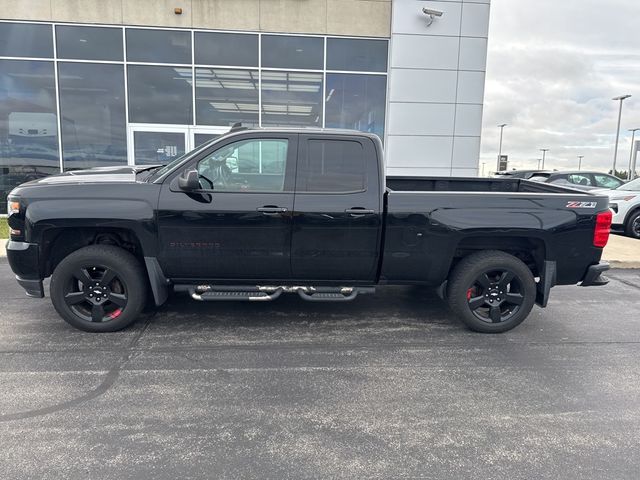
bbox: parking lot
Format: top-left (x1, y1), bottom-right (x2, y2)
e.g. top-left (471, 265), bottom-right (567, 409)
top-left (1, 260), bottom-right (639, 479)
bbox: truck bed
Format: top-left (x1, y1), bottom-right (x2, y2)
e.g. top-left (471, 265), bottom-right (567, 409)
top-left (386, 176), bottom-right (589, 194)
top-left (381, 176), bottom-right (608, 288)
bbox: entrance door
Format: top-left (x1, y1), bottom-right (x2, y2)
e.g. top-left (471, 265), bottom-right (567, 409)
top-left (190, 126), bottom-right (229, 148)
top-left (128, 125), bottom-right (188, 166)
top-left (128, 125), bottom-right (230, 165)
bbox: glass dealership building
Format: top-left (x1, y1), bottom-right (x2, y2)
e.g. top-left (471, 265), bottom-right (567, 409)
top-left (0, 0), bottom-right (490, 213)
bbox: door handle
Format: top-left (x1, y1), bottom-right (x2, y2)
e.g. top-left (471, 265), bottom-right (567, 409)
top-left (257, 206), bottom-right (288, 215)
top-left (345, 208), bottom-right (376, 216)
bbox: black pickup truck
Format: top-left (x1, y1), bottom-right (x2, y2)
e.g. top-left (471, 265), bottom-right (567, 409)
top-left (6, 127), bottom-right (612, 333)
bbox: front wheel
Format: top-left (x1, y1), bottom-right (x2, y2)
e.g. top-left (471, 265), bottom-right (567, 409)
top-left (625, 210), bottom-right (640, 239)
top-left (447, 251), bottom-right (537, 333)
top-left (50, 245), bottom-right (147, 332)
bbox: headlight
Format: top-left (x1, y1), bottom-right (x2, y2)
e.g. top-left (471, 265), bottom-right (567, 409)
top-left (7, 199), bottom-right (20, 216)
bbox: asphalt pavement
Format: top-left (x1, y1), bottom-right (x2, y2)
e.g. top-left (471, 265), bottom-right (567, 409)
top-left (1, 260), bottom-right (639, 479)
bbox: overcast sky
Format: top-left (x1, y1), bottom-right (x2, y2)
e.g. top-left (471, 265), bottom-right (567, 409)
top-left (480, 0), bottom-right (640, 174)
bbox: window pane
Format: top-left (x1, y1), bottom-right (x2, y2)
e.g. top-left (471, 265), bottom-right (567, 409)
top-left (195, 32), bottom-right (258, 67)
top-left (298, 140), bottom-right (366, 193)
top-left (127, 65), bottom-right (192, 124)
top-left (261, 71), bottom-right (323, 127)
top-left (567, 174), bottom-right (593, 186)
top-left (194, 132), bottom-right (222, 147)
top-left (56, 26), bottom-right (123, 61)
top-left (126, 29), bottom-right (191, 64)
top-left (594, 174), bottom-right (622, 189)
top-left (0, 60), bottom-right (58, 213)
top-left (134, 131), bottom-right (185, 165)
top-left (58, 62), bottom-right (126, 170)
top-left (326, 38), bottom-right (388, 72)
top-left (325, 74), bottom-right (386, 138)
top-left (0, 23), bottom-right (53, 58)
top-left (197, 139), bottom-right (288, 192)
top-left (261, 35), bottom-right (323, 70)
top-left (196, 68), bottom-right (259, 126)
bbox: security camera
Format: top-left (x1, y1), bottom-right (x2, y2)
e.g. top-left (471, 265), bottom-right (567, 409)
top-left (422, 7), bottom-right (443, 17)
top-left (422, 7), bottom-right (444, 26)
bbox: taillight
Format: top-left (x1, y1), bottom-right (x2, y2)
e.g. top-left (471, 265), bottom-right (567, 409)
top-left (593, 210), bottom-right (612, 248)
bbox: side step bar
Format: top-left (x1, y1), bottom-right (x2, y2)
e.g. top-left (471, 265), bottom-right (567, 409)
top-left (174, 285), bottom-right (375, 302)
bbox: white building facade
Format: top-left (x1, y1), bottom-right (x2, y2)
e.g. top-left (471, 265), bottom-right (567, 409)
top-left (386, 0), bottom-right (490, 176)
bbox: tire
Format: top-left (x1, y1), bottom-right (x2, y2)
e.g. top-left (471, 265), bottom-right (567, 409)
top-left (447, 250), bottom-right (536, 333)
top-left (50, 245), bottom-right (147, 332)
top-left (624, 210), bottom-right (640, 239)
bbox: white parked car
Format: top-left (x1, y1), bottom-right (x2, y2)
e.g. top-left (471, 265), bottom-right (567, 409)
top-left (606, 177), bottom-right (640, 239)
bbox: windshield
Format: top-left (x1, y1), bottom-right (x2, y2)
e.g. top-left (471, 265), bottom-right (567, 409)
top-left (617, 177), bottom-right (640, 191)
top-left (147, 137), bottom-right (222, 182)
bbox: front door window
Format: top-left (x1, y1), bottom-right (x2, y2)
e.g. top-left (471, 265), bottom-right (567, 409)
top-left (197, 138), bottom-right (289, 192)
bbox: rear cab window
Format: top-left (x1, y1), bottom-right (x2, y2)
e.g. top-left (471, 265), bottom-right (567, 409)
top-left (296, 138), bottom-right (367, 193)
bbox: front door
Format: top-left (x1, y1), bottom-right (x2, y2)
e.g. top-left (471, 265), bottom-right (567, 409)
top-left (157, 132), bottom-right (298, 280)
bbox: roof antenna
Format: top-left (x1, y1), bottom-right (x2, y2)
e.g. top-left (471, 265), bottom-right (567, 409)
top-left (230, 122), bottom-right (243, 132)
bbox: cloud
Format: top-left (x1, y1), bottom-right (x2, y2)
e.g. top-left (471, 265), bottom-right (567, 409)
top-left (480, 0), bottom-right (640, 174)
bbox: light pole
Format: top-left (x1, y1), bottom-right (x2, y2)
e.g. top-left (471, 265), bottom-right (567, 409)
top-left (481, 162), bottom-right (486, 177)
top-left (612, 94), bottom-right (632, 177)
top-left (497, 124), bottom-right (507, 171)
top-left (628, 128), bottom-right (640, 180)
top-left (540, 149), bottom-right (549, 170)
top-left (578, 155), bottom-right (584, 171)
top-left (537, 158), bottom-right (542, 169)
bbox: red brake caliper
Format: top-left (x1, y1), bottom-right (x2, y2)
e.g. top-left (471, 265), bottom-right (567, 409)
top-left (466, 288), bottom-right (473, 300)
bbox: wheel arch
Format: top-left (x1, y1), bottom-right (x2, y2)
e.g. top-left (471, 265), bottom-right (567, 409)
top-left (451, 235), bottom-right (547, 278)
top-left (40, 227), bottom-right (169, 306)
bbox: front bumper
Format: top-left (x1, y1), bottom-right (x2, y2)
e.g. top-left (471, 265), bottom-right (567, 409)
top-left (580, 262), bottom-right (610, 287)
top-left (5, 240), bottom-right (44, 298)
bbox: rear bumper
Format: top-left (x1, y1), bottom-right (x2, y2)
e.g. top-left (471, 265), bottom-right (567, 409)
top-left (580, 262), bottom-right (610, 287)
top-left (6, 240), bottom-right (44, 298)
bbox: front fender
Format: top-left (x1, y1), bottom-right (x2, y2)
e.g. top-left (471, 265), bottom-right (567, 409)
top-left (24, 197), bottom-right (159, 256)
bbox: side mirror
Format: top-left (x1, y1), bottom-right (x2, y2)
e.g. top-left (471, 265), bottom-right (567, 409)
top-left (178, 169), bottom-right (200, 191)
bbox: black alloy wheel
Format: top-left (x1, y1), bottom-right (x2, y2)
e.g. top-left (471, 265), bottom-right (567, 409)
top-left (447, 250), bottom-right (536, 333)
top-left (62, 265), bottom-right (128, 323)
top-left (465, 269), bottom-right (525, 324)
top-left (51, 245), bottom-right (147, 332)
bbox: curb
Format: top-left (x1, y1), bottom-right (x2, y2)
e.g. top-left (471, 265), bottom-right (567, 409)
top-left (606, 260), bottom-right (640, 269)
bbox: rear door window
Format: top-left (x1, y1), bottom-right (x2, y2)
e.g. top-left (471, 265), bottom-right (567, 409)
top-left (296, 139), bottom-right (366, 193)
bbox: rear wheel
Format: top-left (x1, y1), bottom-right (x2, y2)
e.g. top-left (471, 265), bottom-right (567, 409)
top-left (447, 251), bottom-right (536, 333)
top-left (50, 245), bottom-right (147, 332)
top-left (625, 210), bottom-right (640, 239)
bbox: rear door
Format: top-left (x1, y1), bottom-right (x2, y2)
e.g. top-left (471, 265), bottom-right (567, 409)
top-left (291, 134), bottom-right (382, 282)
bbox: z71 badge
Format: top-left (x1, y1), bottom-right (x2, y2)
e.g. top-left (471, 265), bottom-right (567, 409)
top-left (566, 201), bottom-right (598, 208)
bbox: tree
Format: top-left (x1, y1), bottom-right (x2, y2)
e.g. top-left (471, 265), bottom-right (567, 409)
top-left (608, 169), bottom-right (629, 180)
